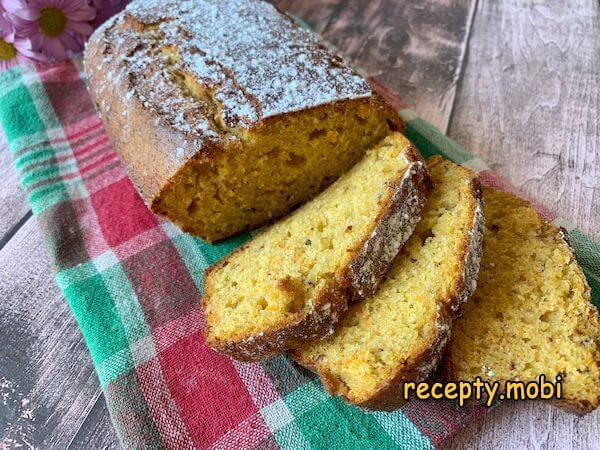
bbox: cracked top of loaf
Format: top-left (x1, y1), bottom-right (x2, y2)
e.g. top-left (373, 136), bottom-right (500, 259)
top-left (86, 0), bottom-right (374, 149)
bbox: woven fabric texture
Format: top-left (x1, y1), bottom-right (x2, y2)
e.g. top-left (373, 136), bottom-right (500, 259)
top-left (1, 60), bottom-right (598, 449)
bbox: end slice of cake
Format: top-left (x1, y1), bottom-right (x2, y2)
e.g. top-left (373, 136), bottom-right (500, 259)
top-left (292, 156), bottom-right (483, 410)
top-left (202, 133), bottom-right (430, 361)
top-left (445, 187), bottom-right (600, 414)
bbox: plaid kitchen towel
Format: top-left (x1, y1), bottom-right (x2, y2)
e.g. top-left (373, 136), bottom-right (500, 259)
top-left (1, 60), bottom-right (599, 450)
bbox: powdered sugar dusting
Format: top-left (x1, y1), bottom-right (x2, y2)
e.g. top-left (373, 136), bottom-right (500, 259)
top-left (96, 0), bottom-right (372, 140)
top-left (348, 153), bottom-right (430, 299)
top-left (454, 198), bottom-right (484, 311)
top-left (1, 377), bottom-right (36, 449)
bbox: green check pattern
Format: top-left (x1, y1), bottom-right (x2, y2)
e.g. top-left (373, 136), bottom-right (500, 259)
top-left (0, 57), bottom-right (598, 450)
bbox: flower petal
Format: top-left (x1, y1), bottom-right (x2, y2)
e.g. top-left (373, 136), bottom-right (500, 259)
top-left (58, 29), bottom-right (81, 52)
top-left (4, 1), bottom-right (40, 21)
top-left (43, 37), bottom-right (66, 59)
top-left (67, 19), bottom-right (92, 36)
top-left (65, 8), bottom-right (96, 22)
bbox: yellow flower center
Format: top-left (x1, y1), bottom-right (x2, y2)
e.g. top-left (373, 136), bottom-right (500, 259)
top-left (38, 7), bottom-right (67, 37)
top-left (0, 39), bottom-right (17, 61)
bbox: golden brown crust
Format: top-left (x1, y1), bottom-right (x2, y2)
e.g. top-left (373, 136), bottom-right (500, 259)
top-left (84, 7), bottom-right (402, 242)
top-left (204, 281), bottom-right (349, 362)
top-left (439, 366), bottom-right (598, 415)
top-left (84, 17), bottom-right (202, 205)
top-left (359, 173), bottom-right (483, 411)
top-left (294, 330), bottom-right (449, 411)
top-left (293, 159), bottom-right (484, 410)
top-left (556, 395), bottom-right (599, 415)
top-left (339, 145), bottom-right (432, 300)
top-left (200, 145), bottom-right (431, 362)
top-left (155, 97), bottom-right (401, 244)
top-left (85, 27), bottom-right (397, 207)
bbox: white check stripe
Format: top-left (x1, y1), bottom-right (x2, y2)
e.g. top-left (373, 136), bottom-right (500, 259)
top-left (130, 334), bottom-right (158, 366)
top-left (228, 359), bottom-right (313, 447)
top-left (230, 360), bottom-right (280, 410)
top-left (96, 347), bottom-right (133, 386)
top-left (552, 217), bottom-right (577, 232)
top-left (25, 73), bottom-right (62, 132)
top-left (399, 108), bottom-right (419, 122)
top-left (260, 399), bottom-right (294, 431)
top-left (161, 220), bottom-right (183, 239)
top-left (462, 157), bottom-right (489, 172)
top-left (92, 248), bottom-right (118, 273)
top-left (101, 265), bottom-right (154, 350)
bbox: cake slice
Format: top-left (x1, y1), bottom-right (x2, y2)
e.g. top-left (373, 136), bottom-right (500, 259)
top-left (292, 156), bottom-right (483, 410)
top-left (202, 133), bottom-right (430, 361)
top-left (445, 187), bottom-right (600, 413)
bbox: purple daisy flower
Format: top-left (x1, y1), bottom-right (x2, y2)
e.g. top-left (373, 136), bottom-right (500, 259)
top-left (0, 7), bottom-right (38, 70)
top-left (3, 0), bottom-right (96, 61)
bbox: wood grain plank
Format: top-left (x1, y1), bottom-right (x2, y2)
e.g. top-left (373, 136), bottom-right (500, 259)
top-left (0, 219), bottom-right (108, 448)
top-left (276, 0), bottom-right (478, 132)
top-left (448, 0), bottom-right (600, 239)
top-left (272, 0), bottom-right (342, 35)
top-left (449, 401), bottom-right (600, 450)
top-left (67, 395), bottom-right (119, 449)
top-left (0, 130), bottom-right (30, 249)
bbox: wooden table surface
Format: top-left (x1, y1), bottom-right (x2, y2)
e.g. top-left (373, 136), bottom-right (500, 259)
top-left (1, 0), bottom-right (598, 448)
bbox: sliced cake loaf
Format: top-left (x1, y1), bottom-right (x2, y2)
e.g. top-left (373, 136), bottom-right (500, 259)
top-left (202, 133), bottom-right (430, 361)
top-left (85, 0), bottom-right (400, 243)
top-left (445, 187), bottom-right (600, 413)
top-left (292, 156), bottom-right (483, 410)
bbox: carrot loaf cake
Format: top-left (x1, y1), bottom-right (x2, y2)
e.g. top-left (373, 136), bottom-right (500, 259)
top-left (84, 0), bottom-right (400, 242)
top-left (202, 133), bottom-right (430, 361)
top-left (293, 157), bottom-right (483, 410)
